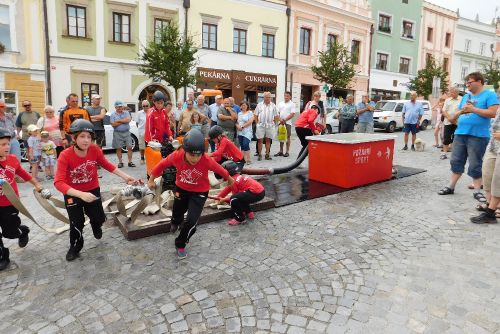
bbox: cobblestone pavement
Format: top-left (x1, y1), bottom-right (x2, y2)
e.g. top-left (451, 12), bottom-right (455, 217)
top-left (1, 129), bottom-right (499, 334)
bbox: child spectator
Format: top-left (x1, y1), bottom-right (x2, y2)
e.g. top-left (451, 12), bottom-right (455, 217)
top-left (190, 111), bottom-right (203, 133)
top-left (40, 131), bottom-right (57, 180)
top-left (0, 129), bottom-right (42, 271)
top-left (148, 129), bottom-right (234, 258)
top-left (216, 160), bottom-right (265, 226)
top-left (54, 120), bottom-right (139, 261)
top-left (27, 124), bottom-right (42, 181)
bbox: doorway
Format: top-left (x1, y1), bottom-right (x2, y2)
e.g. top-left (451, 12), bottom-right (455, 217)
top-left (139, 84), bottom-right (171, 106)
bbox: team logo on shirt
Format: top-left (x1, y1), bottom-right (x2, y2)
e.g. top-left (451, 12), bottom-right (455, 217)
top-left (0, 166), bottom-right (15, 196)
top-left (70, 160), bottom-right (97, 184)
top-left (179, 168), bottom-right (202, 185)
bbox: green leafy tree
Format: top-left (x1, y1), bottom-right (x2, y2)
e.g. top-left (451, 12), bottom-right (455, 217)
top-left (482, 59), bottom-right (500, 90)
top-left (139, 23), bottom-right (198, 102)
top-left (407, 56), bottom-right (448, 98)
top-left (311, 42), bottom-right (358, 94)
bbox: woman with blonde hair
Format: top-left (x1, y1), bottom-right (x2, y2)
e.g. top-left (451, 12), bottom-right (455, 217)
top-left (37, 105), bottom-right (64, 156)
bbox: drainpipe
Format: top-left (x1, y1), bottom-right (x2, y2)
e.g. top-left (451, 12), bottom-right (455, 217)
top-left (183, 0), bottom-right (190, 102)
top-left (366, 24), bottom-right (374, 97)
top-left (42, 0), bottom-right (52, 105)
top-left (285, 2), bottom-right (291, 91)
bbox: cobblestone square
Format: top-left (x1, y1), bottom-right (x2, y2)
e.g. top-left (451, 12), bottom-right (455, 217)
top-left (1, 130), bottom-right (499, 333)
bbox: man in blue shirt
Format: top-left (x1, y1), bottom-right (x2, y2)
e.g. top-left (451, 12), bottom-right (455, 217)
top-left (111, 101), bottom-right (135, 168)
top-left (438, 72), bottom-right (499, 204)
top-left (402, 92), bottom-right (424, 151)
top-left (356, 95), bottom-right (375, 133)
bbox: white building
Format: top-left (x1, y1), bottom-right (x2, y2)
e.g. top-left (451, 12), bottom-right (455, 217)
top-left (451, 15), bottom-right (497, 89)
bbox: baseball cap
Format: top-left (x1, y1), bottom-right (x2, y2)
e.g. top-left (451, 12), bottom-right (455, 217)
top-left (40, 131), bottom-right (49, 137)
top-left (215, 95), bottom-right (222, 99)
top-left (114, 100), bottom-right (126, 107)
top-left (27, 124), bottom-right (39, 133)
top-left (91, 94), bottom-right (101, 99)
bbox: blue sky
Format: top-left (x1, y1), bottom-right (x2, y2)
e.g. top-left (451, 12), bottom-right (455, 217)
top-left (426, 0), bottom-right (499, 24)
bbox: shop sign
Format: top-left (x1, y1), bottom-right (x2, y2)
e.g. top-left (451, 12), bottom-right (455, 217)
top-left (244, 73), bottom-right (277, 85)
top-left (197, 68), bottom-right (232, 82)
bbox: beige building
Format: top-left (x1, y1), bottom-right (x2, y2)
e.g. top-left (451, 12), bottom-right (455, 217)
top-left (287, 0), bottom-right (373, 110)
top-left (0, 0), bottom-right (46, 115)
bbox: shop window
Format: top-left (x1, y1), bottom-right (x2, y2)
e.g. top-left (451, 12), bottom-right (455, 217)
top-left (378, 14), bottom-right (391, 34)
top-left (327, 34), bottom-right (337, 50)
top-left (233, 29), bottom-right (247, 54)
top-left (202, 23), bottom-right (217, 49)
top-left (154, 18), bottom-right (170, 43)
top-left (67, 5), bottom-right (86, 38)
top-left (402, 20), bottom-right (414, 39)
top-left (299, 28), bottom-right (311, 55)
top-left (0, 5), bottom-right (11, 50)
top-left (351, 40), bottom-right (360, 64)
top-left (113, 12), bottom-right (130, 43)
top-left (376, 53), bottom-right (389, 71)
top-left (399, 57), bottom-right (410, 74)
top-left (445, 33), bottom-right (451, 47)
top-left (81, 83), bottom-right (99, 107)
top-left (0, 91), bottom-right (17, 115)
top-left (262, 33), bottom-right (274, 58)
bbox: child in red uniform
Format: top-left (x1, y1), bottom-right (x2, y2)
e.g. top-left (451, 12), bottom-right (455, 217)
top-left (0, 129), bottom-right (42, 271)
top-left (208, 125), bottom-right (245, 173)
top-left (148, 129), bottom-right (234, 258)
top-left (54, 120), bottom-right (140, 261)
top-left (216, 160), bottom-right (265, 226)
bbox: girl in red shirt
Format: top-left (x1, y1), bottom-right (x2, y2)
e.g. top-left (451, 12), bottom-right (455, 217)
top-left (0, 129), bottom-right (42, 271)
top-left (148, 129), bottom-right (234, 258)
top-left (216, 160), bottom-right (265, 226)
top-left (208, 125), bottom-right (245, 174)
top-left (54, 120), bottom-right (139, 262)
top-left (295, 104), bottom-right (321, 157)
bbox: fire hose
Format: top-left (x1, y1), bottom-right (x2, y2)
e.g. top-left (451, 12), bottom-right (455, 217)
top-left (241, 146), bottom-right (309, 176)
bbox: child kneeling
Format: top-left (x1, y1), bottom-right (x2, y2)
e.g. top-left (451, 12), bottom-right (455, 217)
top-left (217, 160), bottom-right (265, 226)
top-left (0, 129), bottom-right (42, 271)
top-left (54, 120), bottom-right (139, 261)
top-left (208, 125), bottom-right (245, 172)
top-left (148, 129), bottom-right (234, 259)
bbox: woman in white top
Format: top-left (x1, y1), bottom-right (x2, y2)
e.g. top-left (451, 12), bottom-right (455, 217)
top-left (236, 101), bottom-right (254, 164)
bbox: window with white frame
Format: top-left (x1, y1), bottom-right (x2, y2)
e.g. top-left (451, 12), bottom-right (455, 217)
top-left (262, 33), bottom-right (275, 58)
top-left (0, 91), bottom-right (17, 115)
top-left (464, 39), bottom-right (471, 52)
top-left (479, 42), bottom-right (485, 55)
top-left (299, 28), bottom-right (311, 55)
top-left (327, 34), bottom-right (337, 50)
top-left (0, 5), bottom-right (11, 50)
top-left (378, 14), bottom-right (391, 33)
top-left (113, 12), bottom-right (130, 43)
top-left (399, 57), bottom-right (410, 74)
top-left (376, 53), bottom-right (389, 70)
top-left (351, 40), bottom-right (360, 64)
top-left (154, 18), bottom-right (170, 43)
top-left (402, 20), bottom-right (414, 39)
top-left (233, 28), bottom-right (247, 54)
top-left (202, 23), bottom-right (217, 49)
top-left (461, 66), bottom-right (469, 80)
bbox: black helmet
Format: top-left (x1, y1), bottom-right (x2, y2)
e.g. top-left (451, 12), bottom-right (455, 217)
top-left (0, 129), bottom-right (12, 139)
top-left (221, 160), bottom-right (240, 176)
top-left (152, 90), bottom-right (165, 102)
top-left (208, 125), bottom-right (224, 140)
top-left (183, 129), bottom-right (205, 154)
top-left (69, 119), bottom-right (95, 135)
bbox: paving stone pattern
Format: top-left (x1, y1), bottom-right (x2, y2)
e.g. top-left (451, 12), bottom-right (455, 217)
top-left (1, 130), bottom-right (499, 333)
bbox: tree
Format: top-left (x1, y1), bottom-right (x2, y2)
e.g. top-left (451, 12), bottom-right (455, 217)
top-left (407, 56), bottom-right (448, 98)
top-left (310, 42), bottom-right (358, 95)
top-left (482, 59), bottom-right (500, 90)
top-left (139, 23), bottom-right (198, 102)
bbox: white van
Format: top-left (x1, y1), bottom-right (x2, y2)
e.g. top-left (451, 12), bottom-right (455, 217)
top-left (373, 100), bottom-right (432, 133)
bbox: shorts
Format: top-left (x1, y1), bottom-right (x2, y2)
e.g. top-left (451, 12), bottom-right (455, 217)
top-left (403, 123), bottom-right (418, 134)
top-left (443, 124), bottom-right (457, 145)
top-left (238, 135), bottom-right (250, 151)
top-left (112, 131), bottom-right (133, 149)
top-left (30, 155), bottom-right (41, 164)
top-left (482, 150), bottom-right (500, 197)
top-left (0, 205), bottom-right (22, 239)
top-left (357, 122), bottom-right (374, 133)
top-left (450, 134), bottom-right (489, 179)
top-left (255, 125), bottom-right (275, 140)
top-left (42, 155), bottom-right (56, 167)
top-left (283, 124), bottom-right (292, 139)
top-left (138, 134), bottom-right (146, 150)
top-left (94, 130), bottom-right (106, 147)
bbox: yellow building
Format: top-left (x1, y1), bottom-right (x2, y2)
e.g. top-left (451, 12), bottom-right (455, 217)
top-left (0, 0), bottom-right (46, 115)
top-left (188, 0), bottom-right (288, 104)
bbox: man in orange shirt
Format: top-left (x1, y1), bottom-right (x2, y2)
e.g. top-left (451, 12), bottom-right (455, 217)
top-left (59, 93), bottom-right (90, 146)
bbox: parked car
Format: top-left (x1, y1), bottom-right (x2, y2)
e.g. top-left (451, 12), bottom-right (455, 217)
top-left (103, 112), bottom-right (139, 152)
top-left (373, 99), bottom-right (431, 133)
top-left (325, 109), bottom-right (340, 134)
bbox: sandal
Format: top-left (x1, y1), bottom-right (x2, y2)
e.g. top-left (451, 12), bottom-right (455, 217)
top-left (438, 187), bottom-right (454, 195)
top-left (476, 203), bottom-right (489, 212)
top-left (117, 162), bottom-right (124, 168)
top-left (128, 162), bottom-right (136, 167)
top-left (473, 192), bottom-right (487, 203)
top-left (283, 153), bottom-right (289, 157)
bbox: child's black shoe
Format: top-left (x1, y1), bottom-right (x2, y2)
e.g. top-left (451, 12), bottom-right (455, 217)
top-left (18, 225), bottom-right (30, 248)
top-left (0, 248), bottom-right (10, 271)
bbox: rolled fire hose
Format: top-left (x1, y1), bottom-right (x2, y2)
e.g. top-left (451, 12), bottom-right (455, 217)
top-left (241, 146), bottom-right (309, 176)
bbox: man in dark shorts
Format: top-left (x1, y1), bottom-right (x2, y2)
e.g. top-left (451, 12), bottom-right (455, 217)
top-left (402, 92), bottom-right (424, 151)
